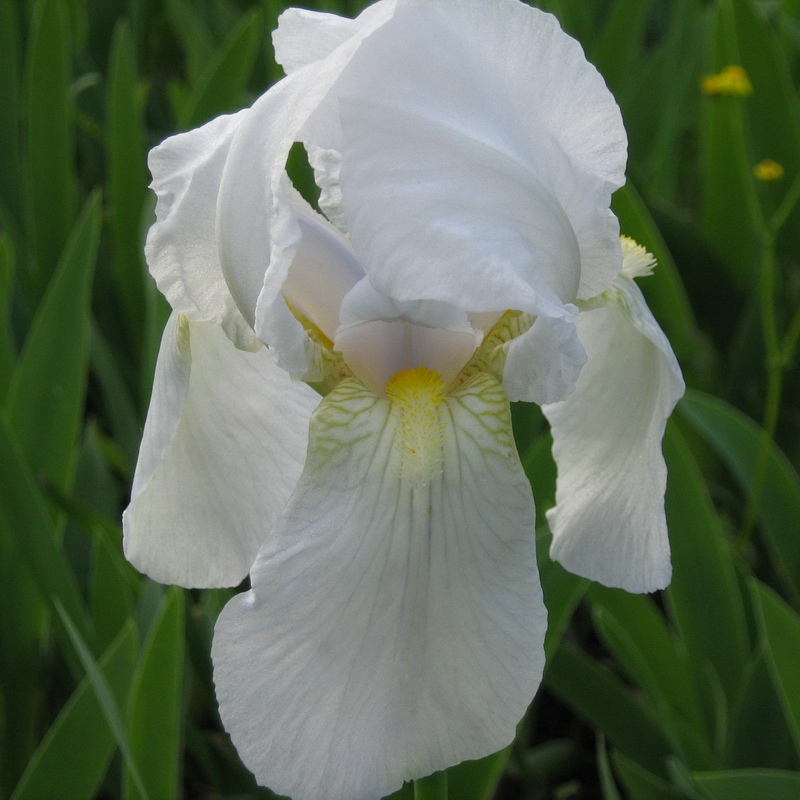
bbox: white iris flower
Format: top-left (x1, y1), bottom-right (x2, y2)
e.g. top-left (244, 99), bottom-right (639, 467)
top-left (122, 1), bottom-right (685, 798)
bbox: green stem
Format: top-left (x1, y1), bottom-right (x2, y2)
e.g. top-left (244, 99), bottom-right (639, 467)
top-left (770, 166), bottom-right (800, 234)
top-left (781, 302), bottom-right (800, 367)
top-left (413, 771), bottom-right (448, 800)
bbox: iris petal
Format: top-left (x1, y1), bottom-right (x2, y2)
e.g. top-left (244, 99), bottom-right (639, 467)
top-left (213, 373), bottom-right (544, 800)
top-left (123, 313), bottom-right (318, 588)
top-left (542, 277), bottom-right (685, 592)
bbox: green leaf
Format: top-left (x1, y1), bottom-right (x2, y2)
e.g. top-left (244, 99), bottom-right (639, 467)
top-left (612, 751), bottom-right (690, 800)
top-left (0, 413), bottom-right (92, 644)
top-left (590, 587), bottom-right (704, 736)
top-left (536, 526), bottom-right (588, 659)
top-left (0, 0), bottom-right (22, 225)
top-left (0, 501), bottom-right (45, 795)
top-left (522, 431), bottom-right (556, 512)
top-left (692, 769), bottom-right (800, 799)
top-left (678, 389), bottom-right (800, 603)
top-left (544, 640), bottom-right (672, 777)
top-left (446, 748), bottom-right (510, 800)
top-left (751, 580), bottom-right (800, 759)
top-left (124, 587), bottom-right (186, 800)
top-left (726, 654), bottom-right (799, 769)
top-left (91, 321), bottom-right (144, 467)
top-left (623, 1), bottom-right (707, 202)
top-left (56, 604), bottom-right (149, 799)
top-left (11, 623), bottom-right (139, 800)
top-left (663, 423), bottom-right (750, 702)
top-left (179, 9), bottom-right (263, 130)
top-left (90, 528), bottom-right (136, 654)
top-left (589, 595), bottom-right (714, 769)
top-left (612, 182), bottom-right (700, 365)
top-left (24, 0), bottom-right (78, 298)
top-left (165, 0), bottom-right (216, 86)
top-left (589, 0), bottom-right (650, 98)
top-left (597, 736), bottom-right (624, 800)
top-left (700, 1), bottom-right (762, 290)
top-left (6, 193), bottom-right (101, 492)
top-left (0, 234), bottom-right (16, 400)
top-left (106, 21), bottom-right (148, 354)
top-left (413, 772), bottom-right (447, 800)
top-left (730, 0), bottom-right (800, 248)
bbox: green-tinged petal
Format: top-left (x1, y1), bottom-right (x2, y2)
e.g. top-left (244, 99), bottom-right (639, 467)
top-left (123, 313), bottom-right (319, 588)
top-left (542, 275), bottom-right (684, 592)
top-left (213, 373), bottom-right (544, 800)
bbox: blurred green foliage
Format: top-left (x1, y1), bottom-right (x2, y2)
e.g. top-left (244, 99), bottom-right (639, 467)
top-left (1, 0), bottom-right (800, 798)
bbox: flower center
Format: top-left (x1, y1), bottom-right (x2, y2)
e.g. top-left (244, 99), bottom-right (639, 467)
top-left (385, 367), bottom-right (447, 488)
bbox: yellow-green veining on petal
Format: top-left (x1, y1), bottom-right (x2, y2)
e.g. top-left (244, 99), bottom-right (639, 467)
top-left (448, 311), bottom-right (536, 390)
top-left (285, 298), bottom-right (353, 395)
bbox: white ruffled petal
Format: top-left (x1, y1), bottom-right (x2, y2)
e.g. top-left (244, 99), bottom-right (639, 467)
top-left (123, 313), bottom-right (319, 589)
top-left (146, 113), bottom-right (258, 350)
top-left (322, 0), bottom-right (625, 305)
top-left (503, 312), bottom-right (586, 405)
top-left (272, 8), bottom-right (361, 75)
top-left (541, 277), bottom-right (685, 592)
top-left (339, 99), bottom-right (581, 316)
top-left (213, 373), bottom-right (544, 800)
top-left (217, 3), bottom-right (396, 370)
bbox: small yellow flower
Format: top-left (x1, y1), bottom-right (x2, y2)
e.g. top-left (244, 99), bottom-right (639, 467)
top-left (701, 65), bottom-right (753, 96)
top-left (754, 159), bottom-right (784, 181)
top-left (700, 74), bottom-right (722, 95)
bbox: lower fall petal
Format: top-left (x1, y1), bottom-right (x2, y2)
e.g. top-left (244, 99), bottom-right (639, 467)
top-left (212, 372), bottom-right (544, 800)
top-left (123, 313), bottom-right (319, 588)
top-left (541, 277), bottom-right (685, 592)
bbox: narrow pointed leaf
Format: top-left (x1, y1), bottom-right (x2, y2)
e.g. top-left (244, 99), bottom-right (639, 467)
top-left (179, 9), bottom-right (263, 129)
top-left (56, 604), bottom-right (149, 799)
top-left (590, 586), bottom-right (704, 736)
top-left (726, 654), bottom-right (799, 769)
top-left (446, 748), bottom-right (511, 800)
top-left (612, 182), bottom-right (698, 364)
top-left (0, 0), bottom-right (21, 224)
top-left (700, 2), bottom-right (761, 289)
top-left (90, 529), bottom-right (136, 653)
top-left (0, 414), bottom-right (91, 643)
top-left (751, 580), bottom-right (800, 759)
top-left (692, 769), bottom-right (800, 799)
top-left (6, 193), bottom-right (101, 492)
top-left (107, 21), bottom-right (148, 352)
top-left (24, 0), bottom-right (77, 296)
top-left (663, 423), bottom-right (750, 701)
top-left (537, 526), bottom-right (588, 658)
top-left (0, 235), bottom-right (15, 399)
top-left (612, 751), bottom-right (689, 800)
top-left (597, 736), bottom-right (624, 800)
top-left (124, 587), bottom-right (185, 800)
top-left (678, 389), bottom-right (800, 604)
top-left (544, 640), bottom-right (672, 777)
top-left (11, 624), bottom-right (138, 800)
top-left (731, 0), bottom-right (800, 249)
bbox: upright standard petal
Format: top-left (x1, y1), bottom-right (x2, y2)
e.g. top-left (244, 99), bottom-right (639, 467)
top-left (216, 2), bottom-right (396, 370)
top-left (213, 373), bottom-right (544, 800)
top-left (123, 313), bottom-right (319, 588)
top-left (541, 277), bottom-right (685, 593)
top-left (272, 7), bottom-right (368, 75)
top-left (146, 112), bottom-right (257, 350)
top-left (319, 0), bottom-right (625, 304)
